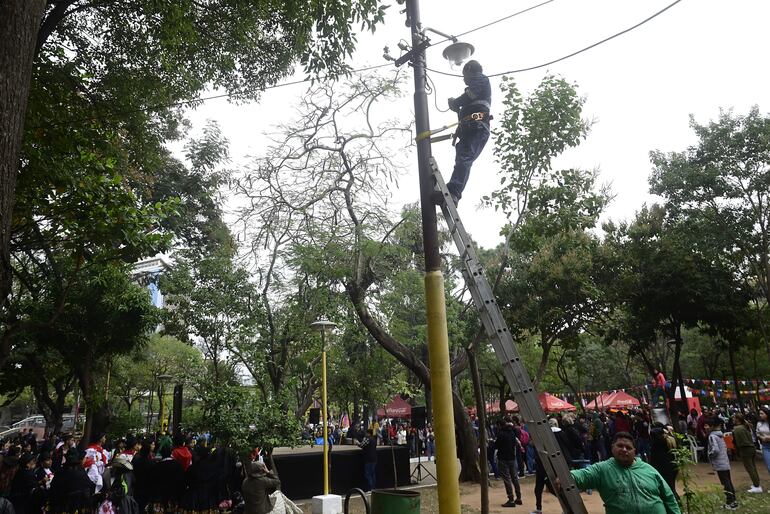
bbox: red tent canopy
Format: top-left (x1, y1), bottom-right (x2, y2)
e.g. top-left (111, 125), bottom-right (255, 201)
top-left (376, 395), bottom-right (412, 418)
top-left (586, 391), bottom-right (640, 410)
top-left (605, 391), bottom-right (640, 409)
top-left (538, 392), bottom-right (577, 413)
top-left (585, 392), bottom-right (613, 411)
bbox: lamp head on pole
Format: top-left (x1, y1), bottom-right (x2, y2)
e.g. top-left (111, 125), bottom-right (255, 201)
top-left (442, 41), bottom-right (475, 67)
top-left (310, 318), bottom-right (337, 335)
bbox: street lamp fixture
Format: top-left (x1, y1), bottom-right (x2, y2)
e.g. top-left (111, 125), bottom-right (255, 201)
top-left (390, 25), bottom-right (475, 69)
top-left (442, 41), bottom-right (475, 66)
top-left (310, 318), bottom-right (337, 496)
top-left (423, 26), bottom-right (475, 66)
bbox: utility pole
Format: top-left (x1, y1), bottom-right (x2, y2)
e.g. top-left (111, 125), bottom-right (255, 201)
top-left (395, 3), bottom-right (587, 512)
top-left (403, 0), bottom-right (462, 512)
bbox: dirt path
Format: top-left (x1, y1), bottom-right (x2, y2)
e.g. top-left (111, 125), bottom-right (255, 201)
top-left (460, 460), bottom-right (770, 513)
top-left (298, 457), bottom-right (770, 513)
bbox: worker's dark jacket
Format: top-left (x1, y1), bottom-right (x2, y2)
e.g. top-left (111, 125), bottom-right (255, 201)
top-left (452, 73), bottom-right (491, 120)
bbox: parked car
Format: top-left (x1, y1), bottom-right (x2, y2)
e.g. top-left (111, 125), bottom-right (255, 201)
top-left (0, 414), bottom-right (81, 440)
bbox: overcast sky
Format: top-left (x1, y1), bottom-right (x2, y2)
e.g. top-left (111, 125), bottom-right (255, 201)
top-left (180, 0), bottom-right (770, 249)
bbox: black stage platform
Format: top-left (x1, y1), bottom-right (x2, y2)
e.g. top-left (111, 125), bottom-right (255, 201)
top-left (272, 444), bottom-right (410, 500)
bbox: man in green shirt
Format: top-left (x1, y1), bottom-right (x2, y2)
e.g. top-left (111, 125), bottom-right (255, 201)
top-left (568, 431), bottom-right (681, 514)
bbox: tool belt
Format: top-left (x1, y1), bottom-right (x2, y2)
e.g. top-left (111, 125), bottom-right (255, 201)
top-left (461, 111), bottom-right (491, 123)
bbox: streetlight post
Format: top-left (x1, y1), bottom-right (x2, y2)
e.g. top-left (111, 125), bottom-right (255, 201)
top-left (157, 374), bottom-right (172, 433)
top-left (310, 319), bottom-right (337, 496)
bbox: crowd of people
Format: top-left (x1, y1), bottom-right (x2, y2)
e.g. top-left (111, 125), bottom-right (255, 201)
top-left (479, 404), bottom-right (770, 513)
top-left (301, 420), bottom-right (436, 461)
top-left (3, 403), bottom-right (769, 513)
top-left (0, 429), bottom-right (292, 514)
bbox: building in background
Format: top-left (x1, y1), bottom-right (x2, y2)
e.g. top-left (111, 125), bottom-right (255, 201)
top-left (131, 255), bottom-right (171, 308)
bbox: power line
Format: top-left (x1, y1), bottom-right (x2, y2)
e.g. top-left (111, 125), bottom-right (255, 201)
top-left (431, 0), bottom-right (557, 46)
top-left (424, 1), bottom-right (559, 115)
top-left (36, 2), bottom-right (561, 129)
top-left (427, 0), bottom-right (684, 78)
top-left (32, 63), bottom-right (392, 130)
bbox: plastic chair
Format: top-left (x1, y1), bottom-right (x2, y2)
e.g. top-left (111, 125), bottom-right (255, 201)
top-left (724, 432), bottom-right (736, 460)
top-left (685, 434), bottom-right (704, 463)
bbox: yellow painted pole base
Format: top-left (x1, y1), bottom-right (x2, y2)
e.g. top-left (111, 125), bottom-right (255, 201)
top-left (424, 270), bottom-right (461, 514)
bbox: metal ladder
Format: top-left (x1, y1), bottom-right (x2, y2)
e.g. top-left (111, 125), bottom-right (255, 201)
top-left (430, 157), bottom-right (588, 514)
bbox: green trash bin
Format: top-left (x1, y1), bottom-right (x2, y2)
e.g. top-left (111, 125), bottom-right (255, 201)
top-left (371, 489), bottom-right (420, 514)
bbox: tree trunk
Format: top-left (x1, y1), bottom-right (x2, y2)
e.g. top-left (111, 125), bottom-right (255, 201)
top-left (294, 377), bottom-right (318, 420)
top-left (78, 362), bottom-right (94, 448)
top-left (452, 390), bottom-right (481, 483)
top-left (534, 339), bottom-right (553, 388)
top-left (669, 334), bottom-right (686, 418)
top-left (467, 347), bottom-right (489, 514)
top-left (351, 396), bottom-right (360, 436)
top-left (727, 342), bottom-right (745, 413)
top-left (0, 0), bottom-right (46, 359)
top-left (350, 288), bottom-right (481, 481)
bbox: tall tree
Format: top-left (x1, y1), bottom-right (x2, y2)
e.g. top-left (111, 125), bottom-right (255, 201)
top-left (0, 0), bottom-right (388, 332)
top-left (0, 1), bottom-right (47, 317)
top-left (602, 204), bottom-right (746, 413)
top-left (481, 74), bottom-right (608, 385)
top-left (234, 73), bottom-right (487, 481)
top-left (161, 247), bottom-right (263, 389)
top-left (498, 174), bottom-right (610, 386)
top-left (649, 107), bottom-right (770, 364)
top-left (34, 262), bottom-right (158, 444)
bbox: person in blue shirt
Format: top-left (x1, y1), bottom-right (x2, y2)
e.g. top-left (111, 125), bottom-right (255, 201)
top-left (445, 60), bottom-right (491, 205)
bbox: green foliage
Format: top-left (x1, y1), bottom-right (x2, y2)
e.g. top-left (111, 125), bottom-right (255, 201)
top-left (552, 336), bottom-right (642, 399)
top-left (161, 247), bottom-right (263, 387)
top-left (35, 0), bottom-right (388, 110)
top-left (106, 409), bottom-right (145, 440)
top-left (328, 308), bottom-right (411, 412)
top-left (199, 384), bottom-right (300, 454)
top-left (648, 106), bottom-right (770, 378)
top-left (108, 334), bottom-right (205, 419)
top-left (602, 203), bottom-right (750, 358)
top-left (485, 75), bottom-right (591, 218)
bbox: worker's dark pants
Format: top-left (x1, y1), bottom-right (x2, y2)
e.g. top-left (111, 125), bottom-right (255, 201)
top-left (499, 458), bottom-right (521, 501)
top-left (447, 121), bottom-right (490, 200)
top-left (717, 469), bottom-right (736, 504)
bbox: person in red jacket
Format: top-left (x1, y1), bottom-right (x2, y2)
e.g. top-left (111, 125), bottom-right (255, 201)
top-left (652, 369), bottom-right (667, 406)
top-left (171, 435), bottom-right (192, 472)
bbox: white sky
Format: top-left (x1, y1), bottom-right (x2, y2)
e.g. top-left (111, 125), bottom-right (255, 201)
top-left (180, 0), bottom-right (770, 250)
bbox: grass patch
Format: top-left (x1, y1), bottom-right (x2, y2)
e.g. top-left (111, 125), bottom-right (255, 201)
top-left (682, 487), bottom-right (770, 513)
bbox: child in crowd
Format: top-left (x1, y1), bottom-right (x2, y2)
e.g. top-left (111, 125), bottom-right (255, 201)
top-left (705, 418), bottom-right (737, 510)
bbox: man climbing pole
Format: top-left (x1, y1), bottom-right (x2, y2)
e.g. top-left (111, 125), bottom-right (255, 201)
top-left (444, 60), bottom-right (491, 205)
